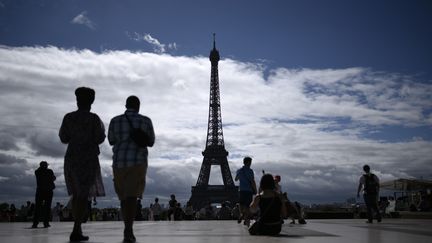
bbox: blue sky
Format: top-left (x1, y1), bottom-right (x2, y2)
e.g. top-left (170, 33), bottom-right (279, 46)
top-left (0, 0), bottom-right (431, 207)
top-left (2, 0), bottom-right (431, 75)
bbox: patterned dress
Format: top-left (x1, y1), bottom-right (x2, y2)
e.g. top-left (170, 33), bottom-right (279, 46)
top-left (59, 109), bottom-right (106, 198)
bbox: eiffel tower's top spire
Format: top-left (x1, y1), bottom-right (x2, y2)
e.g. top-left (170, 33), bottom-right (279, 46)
top-left (209, 33), bottom-right (220, 64)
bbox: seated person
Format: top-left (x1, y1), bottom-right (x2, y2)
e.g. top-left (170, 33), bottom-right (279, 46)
top-left (249, 174), bottom-right (287, 235)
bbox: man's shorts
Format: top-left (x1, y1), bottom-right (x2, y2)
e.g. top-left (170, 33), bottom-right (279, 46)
top-left (239, 191), bottom-right (254, 207)
top-left (113, 163), bottom-right (147, 201)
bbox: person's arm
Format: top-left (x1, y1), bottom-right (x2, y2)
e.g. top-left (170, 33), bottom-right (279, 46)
top-left (234, 169), bottom-right (240, 181)
top-left (251, 171), bottom-right (257, 194)
top-left (375, 175), bottom-right (380, 194)
top-left (51, 170), bottom-right (56, 181)
top-left (34, 170), bottom-right (39, 188)
top-left (59, 115), bottom-right (70, 144)
top-left (252, 179), bottom-right (258, 195)
top-left (145, 118), bottom-right (155, 147)
top-left (249, 195), bottom-right (260, 213)
top-left (280, 194), bottom-right (287, 218)
top-left (107, 118), bottom-right (116, 146)
top-left (95, 115), bottom-right (106, 145)
top-left (357, 177), bottom-right (363, 198)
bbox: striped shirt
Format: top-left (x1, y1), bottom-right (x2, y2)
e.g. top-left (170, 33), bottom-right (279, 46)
top-left (108, 109), bottom-right (155, 168)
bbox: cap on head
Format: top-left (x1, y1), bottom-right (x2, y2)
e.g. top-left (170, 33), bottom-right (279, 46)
top-left (126, 95), bottom-right (140, 110)
top-left (363, 164), bottom-right (370, 173)
top-left (40, 161), bottom-right (48, 167)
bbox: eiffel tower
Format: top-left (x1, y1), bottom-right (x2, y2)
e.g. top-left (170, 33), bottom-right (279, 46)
top-left (189, 34), bottom-right (239, 210)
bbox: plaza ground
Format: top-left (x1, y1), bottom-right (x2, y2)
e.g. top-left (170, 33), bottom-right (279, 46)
top-left (1, 219), bottom-right (431, 243)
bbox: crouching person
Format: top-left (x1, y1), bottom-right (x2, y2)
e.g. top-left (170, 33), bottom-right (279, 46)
top-left (248, 174), bottom-right (287, 236)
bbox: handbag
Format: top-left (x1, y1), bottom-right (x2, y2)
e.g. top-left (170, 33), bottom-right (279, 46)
top-left (125, 115), bottom-right (151, 147)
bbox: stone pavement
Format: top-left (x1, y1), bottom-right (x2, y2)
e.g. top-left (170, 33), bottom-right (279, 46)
top-left (1, 219), bottom-right (431, 243)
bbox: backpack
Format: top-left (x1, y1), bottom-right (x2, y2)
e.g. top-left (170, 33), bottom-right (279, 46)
top-left (125, 115), bottom-right (152, 147)
top-left (364, 174), bottom-right (378, 195)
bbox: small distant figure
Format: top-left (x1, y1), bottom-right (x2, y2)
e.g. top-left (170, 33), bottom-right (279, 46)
top-left (235, 156), bottom-right (257, 227)
top-left (274, 174), bottom-right (306, 224)
top-left (108, 95), bottom-right (155, 243)
top-left (249, 174), bottom-right (287, 236)
top-left (25, 201), bottom-right (34, 221)
top-left (135, 199), bottom-right (143, 221)
top-left (9, 204), bottom-right (17, 222)
top-left (52, 202), bottom-right (61, 222)
top-left (183, 201), bottom-right (194, 220)
top-left (32, 161), bottom-right (56, 228)
top-left (174, 203), bottom-right (184, 220)
top-left (357, 164), bottom-right (382, 223)
top-left (231, 204), bottom-right (240, 220)
top-left (150, 198), bottom-right (162, 221)
top-left (274, 175), bottom-right (282, 194)
top-left (167, 194), bottom-right (178, 221)
top-left (59, 87), bottom-right (106, 241)
top-left (205, 203), bottom-right (214, 220)
top-left (217, 202), bottom-right (232, 220)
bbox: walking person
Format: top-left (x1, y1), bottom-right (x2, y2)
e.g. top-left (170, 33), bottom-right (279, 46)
top-left (52, 202), bottom-right (61, 222)
top-left (150, 198), bottom-right (162, 221)
top-left (108, 95), bottom-right (155, 243)
top-left (357, 164), bottom-right (382, 223)
top-left (184, 201), bottom-right (195, 220)
top-left (59, 87), bottom-right (106, 241)
top-left (32, 161), bottom-right (56, 228)
top-left (167, 194), bottom-right (178, 221)
top-left (235, 156), bottom-right (257, 227)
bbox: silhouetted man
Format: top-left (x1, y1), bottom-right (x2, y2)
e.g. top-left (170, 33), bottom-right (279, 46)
top-left (235, 156), bottom-right (257, 227)
top-left (357, 164), bottom-right (382, 223)
top-left (32, 161), bottom-right (56, 228)
top-left (108, 95), bottom-right (155, 243)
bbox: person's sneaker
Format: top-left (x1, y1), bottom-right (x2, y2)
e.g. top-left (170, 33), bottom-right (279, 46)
top-left (43, 224), bottom-right (51, 228)
top-left (123, 237), bottom-right (136, 243)
top-left (31, 224), bottom-right (38, 228)
top-left (377, 218), bottom-right (382, 223)
top-left (365, 220), bottom-right (373, 224)
top-left (123, 234), bottom-right (136, 243)
top-left (244, 219), bottom-right (250, 227)
top-left (123, 229), bottom-right (136, 243)
top-left (69, 233), bottom-right (89, 242)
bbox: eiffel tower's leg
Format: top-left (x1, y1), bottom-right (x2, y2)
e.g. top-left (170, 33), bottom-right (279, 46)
top-left (196, 158), bottom-right (211, 186)
top-left (220, 160), bottom-right (235, 186)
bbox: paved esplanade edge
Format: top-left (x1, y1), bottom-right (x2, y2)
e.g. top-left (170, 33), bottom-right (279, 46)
top-left (1, 219), bottom-right (432, 243)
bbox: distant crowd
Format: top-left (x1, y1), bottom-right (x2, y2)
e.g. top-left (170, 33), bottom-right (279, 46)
top-left (0, 196), bottom-right (243, 223)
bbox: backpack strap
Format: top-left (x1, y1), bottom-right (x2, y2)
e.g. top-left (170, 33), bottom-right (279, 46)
top-left (124, 114), bottom-right (135, 129)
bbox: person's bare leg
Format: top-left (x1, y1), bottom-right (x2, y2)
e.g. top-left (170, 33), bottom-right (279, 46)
top-left (237, 205), bottom-right (242, 223)
top-left (71, 195), bottom-right (89, 241)
top-left (241, 206), bottom-right (250, 226)
top-left (121, 197), bottom-right (137, 242)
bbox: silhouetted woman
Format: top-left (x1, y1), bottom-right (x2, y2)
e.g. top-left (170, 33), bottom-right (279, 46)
top-left (249, 174), bottom-right (287, 236)
top-left (59, 87), bottom-right (105, 242)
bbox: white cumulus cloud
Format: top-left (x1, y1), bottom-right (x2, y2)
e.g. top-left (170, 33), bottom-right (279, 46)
top-left (127, 32), bottom-right (177, 53)
top-left (0, 45), bottom-right (431, 206)
top-left (71, 11), bottom-right (96, 30)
